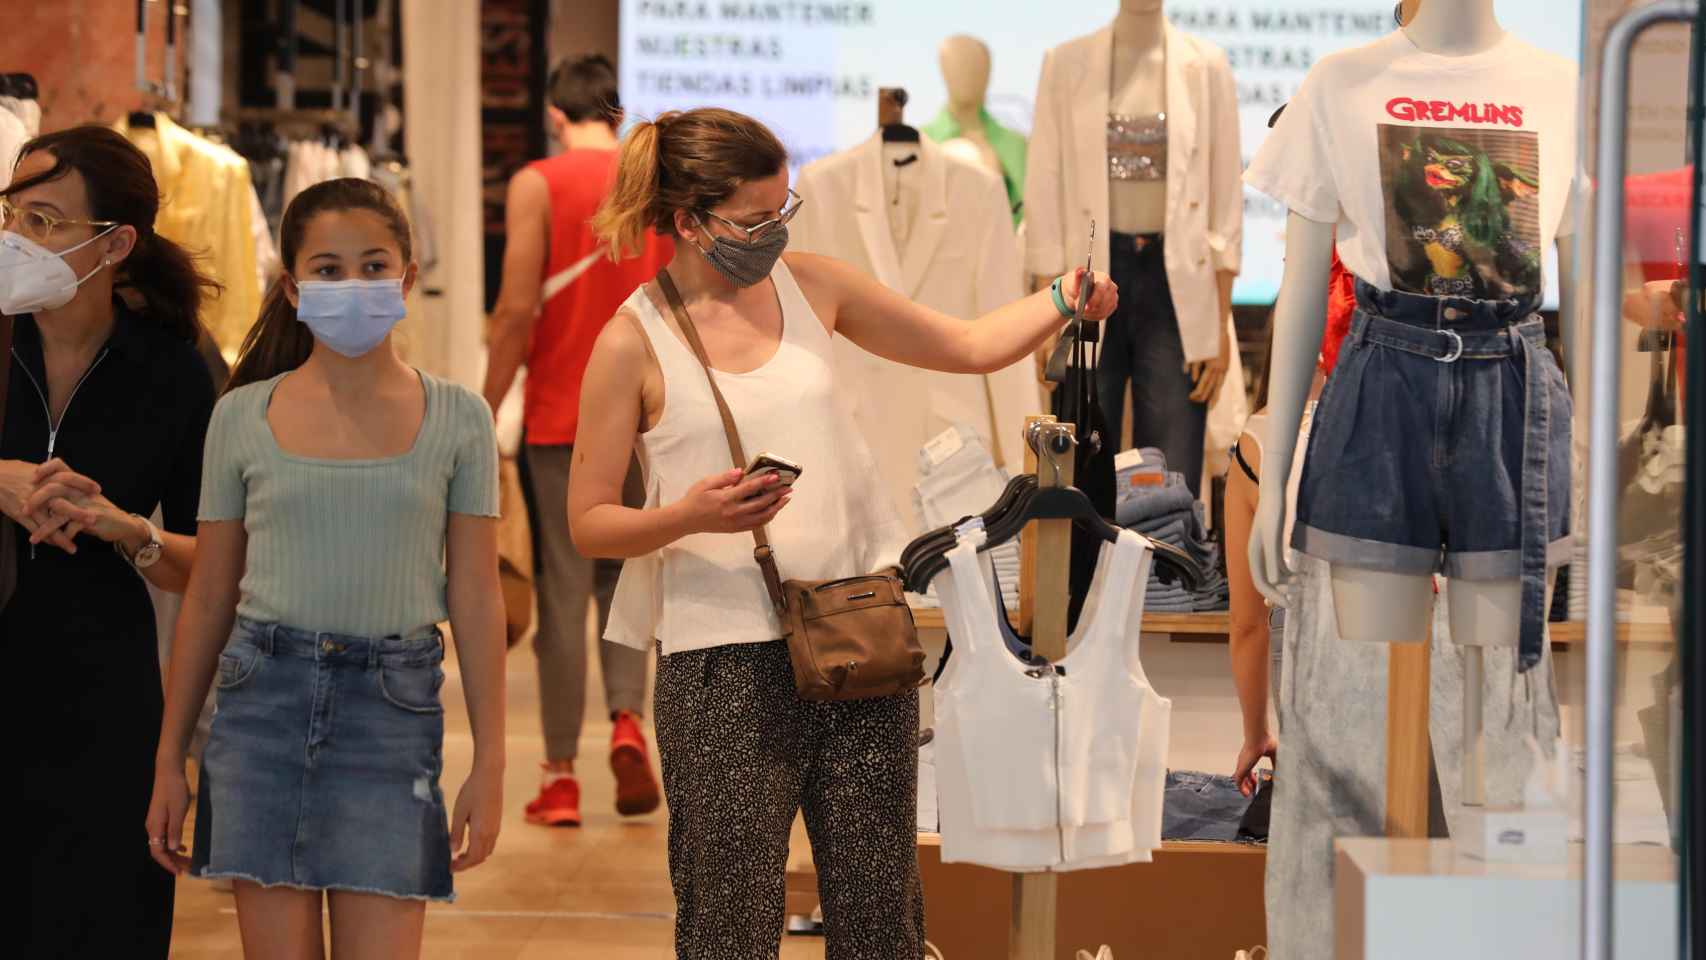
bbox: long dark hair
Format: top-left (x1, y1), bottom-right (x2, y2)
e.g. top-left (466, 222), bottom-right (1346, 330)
top-left (2, 125), bottom-right (216, 342)
top-left (226, 178), bottom-right (414, 392)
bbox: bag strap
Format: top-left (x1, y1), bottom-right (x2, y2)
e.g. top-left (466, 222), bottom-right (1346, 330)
top-left (655, 271), bottom-right (787, 612)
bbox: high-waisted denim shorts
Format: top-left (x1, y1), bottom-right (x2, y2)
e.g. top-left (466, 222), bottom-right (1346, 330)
top-left (192, 617), bottom-right (454, 901)
top-left (1292, 280), bottom-right (1571, 671)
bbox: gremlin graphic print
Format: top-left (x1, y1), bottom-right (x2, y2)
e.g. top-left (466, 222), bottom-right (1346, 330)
top-left (1378, 124), bottom-right (1542, 300)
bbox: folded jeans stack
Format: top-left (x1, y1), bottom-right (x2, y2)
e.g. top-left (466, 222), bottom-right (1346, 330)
top-left (912, 424), bottom-right (1020, 610)
top-left (1114, 454), bottom-right (1228, 612)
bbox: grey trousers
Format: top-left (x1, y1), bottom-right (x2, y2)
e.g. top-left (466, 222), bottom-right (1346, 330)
top-left (524, 444), bottom-right (649, 761)
top-left (1264, 556), bottom-right (1560, 959)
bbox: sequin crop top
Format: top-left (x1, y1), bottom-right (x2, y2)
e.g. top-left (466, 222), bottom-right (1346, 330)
top-left (1108, 113), bottom-right (1167, 181)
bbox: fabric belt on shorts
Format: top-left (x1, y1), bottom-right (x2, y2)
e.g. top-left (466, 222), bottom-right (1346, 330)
top-left (1351, 280), bottom-right (1551, 673)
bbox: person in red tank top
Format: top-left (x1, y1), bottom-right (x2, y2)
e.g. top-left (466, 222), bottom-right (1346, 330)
top-left (482, 56), bottom-right (672, 828)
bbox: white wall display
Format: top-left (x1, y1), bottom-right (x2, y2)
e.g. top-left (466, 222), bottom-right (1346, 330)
top-left (619, 1), bottom-right (1582, 304)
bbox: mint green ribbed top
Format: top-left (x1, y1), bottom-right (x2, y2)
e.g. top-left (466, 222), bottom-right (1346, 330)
top-left (198, 370), bottom-right (499, 637)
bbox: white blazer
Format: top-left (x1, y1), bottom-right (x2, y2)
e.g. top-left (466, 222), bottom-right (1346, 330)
top-left (1024, 22), bottom-right (1243, 364)
top-left (792, 133), bottom-right (1042, 531)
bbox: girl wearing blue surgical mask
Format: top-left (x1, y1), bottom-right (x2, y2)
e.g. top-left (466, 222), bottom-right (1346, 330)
top-left (147, 178), bottom-right (508, 957)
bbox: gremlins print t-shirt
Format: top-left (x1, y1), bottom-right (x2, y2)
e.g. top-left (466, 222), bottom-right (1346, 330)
top-left (1245, 30), bottom-right (1578, 300)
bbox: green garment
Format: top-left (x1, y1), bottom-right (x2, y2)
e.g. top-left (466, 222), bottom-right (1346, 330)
top-left (922, 107), bottom-right (1027, 225)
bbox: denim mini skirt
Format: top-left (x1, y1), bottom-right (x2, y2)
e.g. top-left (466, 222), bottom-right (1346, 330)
top-left (1292, 280), bottom-right (1571, 671)
top-left (192, 617), bottom-right (454, 901)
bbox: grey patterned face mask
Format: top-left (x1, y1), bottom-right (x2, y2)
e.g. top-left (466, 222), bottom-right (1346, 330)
top-left (693, 221), bottom-right (789, 287)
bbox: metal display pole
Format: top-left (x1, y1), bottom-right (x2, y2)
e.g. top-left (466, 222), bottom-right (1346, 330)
top-left (1586, 6), bottom-right (1698, 960)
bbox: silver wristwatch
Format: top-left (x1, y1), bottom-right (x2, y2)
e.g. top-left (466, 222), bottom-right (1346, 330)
top-left (120, 513), bottom-right (163, 570)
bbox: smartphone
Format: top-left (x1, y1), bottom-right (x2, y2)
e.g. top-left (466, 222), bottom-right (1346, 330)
top-left (745, 452), bottom-right (803, 487)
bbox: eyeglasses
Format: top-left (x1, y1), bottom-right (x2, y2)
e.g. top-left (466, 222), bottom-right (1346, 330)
top-left (700, 189), bottom-right (803, 244)
top-left (0, 198), bottom-right (118, 244)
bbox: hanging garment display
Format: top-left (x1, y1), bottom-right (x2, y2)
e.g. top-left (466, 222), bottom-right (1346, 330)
top-left (791, 133), bottom-right (1041, 531)
top-left (115, 112), bottom-right (262, 359)
top-left (0, 73), bottom-right (39, 186)
top-left (933, 526), bottom-right (1170, 871)
top-left (0, 109), bottom-right (25, 189)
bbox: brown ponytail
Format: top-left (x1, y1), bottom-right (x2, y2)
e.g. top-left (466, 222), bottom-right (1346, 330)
top-left (226, 178), bottom-right (415, 392)
top-left (591, 108), bottom-right (788, 260)
top-left (5, 126), bottom-right (218, 343)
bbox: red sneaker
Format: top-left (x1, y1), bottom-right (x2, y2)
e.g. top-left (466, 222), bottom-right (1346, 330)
top-left (524, 767), bottom-right (582, 827)
top-left (610, 710), bottom-right (662, 816)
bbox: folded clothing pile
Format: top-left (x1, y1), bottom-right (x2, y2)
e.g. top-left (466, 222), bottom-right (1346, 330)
top-left (910, 424), bottom-right (1020, 610)
top-left (1114, 449), bottom-right (1228, 612)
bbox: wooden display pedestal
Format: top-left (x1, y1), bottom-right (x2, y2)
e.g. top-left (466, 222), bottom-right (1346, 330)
top-left (918, 834), bottom-right (1267, 958)
top-left (1334, 838), bottom-right (1678, 958)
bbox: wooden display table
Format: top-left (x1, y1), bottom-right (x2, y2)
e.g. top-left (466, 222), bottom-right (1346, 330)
top-left (918, 834), bottom-right (1267, 959)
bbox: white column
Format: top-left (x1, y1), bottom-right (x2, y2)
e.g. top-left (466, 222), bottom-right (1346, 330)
top-left (402, 0), bottom-right (486, 389)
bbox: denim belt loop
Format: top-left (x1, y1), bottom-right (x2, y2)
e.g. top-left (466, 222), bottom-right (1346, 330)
top-left (367, 640), bottom-right (382, 671)
top-left (1351, 310), bottom-right (1370, 348)
top-left (258, 622), bottom-right (277, 656)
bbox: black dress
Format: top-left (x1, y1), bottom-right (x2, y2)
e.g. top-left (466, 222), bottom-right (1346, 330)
top-left (4, 310), bottom-right (214, 959)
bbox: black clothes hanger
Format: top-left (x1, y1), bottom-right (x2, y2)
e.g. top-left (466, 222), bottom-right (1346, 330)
top-left (127, 111), bottom-right (157, 129)
top-left (0, 74), bottom-right (38, 100)
top-left (899, 474), bottom-right (1036, 576)
top-left (877, 85), bottom-right (921, 143)
top-left (902, 480), bottom-right (1204, 594)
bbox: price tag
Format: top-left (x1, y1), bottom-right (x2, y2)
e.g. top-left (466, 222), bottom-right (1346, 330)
top-left (922, 427), bottom-right (964, 468)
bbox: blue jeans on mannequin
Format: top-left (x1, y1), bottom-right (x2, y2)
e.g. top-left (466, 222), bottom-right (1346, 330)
top-left (1097, 233), bottom-right (1207, 497)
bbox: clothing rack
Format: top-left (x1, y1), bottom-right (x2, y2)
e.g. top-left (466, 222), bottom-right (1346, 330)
top-left (1008, 415), bottom-right (1076, 959)
top-left (222, 107), bottom-right (361, 139)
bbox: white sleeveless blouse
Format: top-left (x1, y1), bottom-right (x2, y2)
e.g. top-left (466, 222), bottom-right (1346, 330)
top-left (605, 259), bottom-right (907, 656)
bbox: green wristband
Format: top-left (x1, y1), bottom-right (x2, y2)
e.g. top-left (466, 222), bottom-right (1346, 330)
top-left (1049, 275), bottom-right (1074, 319)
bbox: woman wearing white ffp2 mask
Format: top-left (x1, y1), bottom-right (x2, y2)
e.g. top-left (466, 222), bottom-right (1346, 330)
top-left (3, 126), bottom-right (220, 960)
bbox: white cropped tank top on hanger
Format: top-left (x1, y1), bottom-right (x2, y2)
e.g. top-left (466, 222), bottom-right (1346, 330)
top-left (604, 259), bottom-right (906, 656)
top-left (934, 527), bottom-right (1171, 871)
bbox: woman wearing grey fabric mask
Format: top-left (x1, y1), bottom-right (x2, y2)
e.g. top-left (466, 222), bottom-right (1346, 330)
top-left (567, 106), bottom-right (1117, 958)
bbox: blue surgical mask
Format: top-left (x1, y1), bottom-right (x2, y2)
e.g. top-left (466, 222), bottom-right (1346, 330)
top-left (294, 278), bottom-right (408, 357)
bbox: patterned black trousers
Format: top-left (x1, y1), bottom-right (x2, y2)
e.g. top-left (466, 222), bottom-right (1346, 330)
top-left (653, 639), bottom-right (925, 960)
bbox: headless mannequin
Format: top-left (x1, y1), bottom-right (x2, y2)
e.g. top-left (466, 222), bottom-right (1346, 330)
top-left (1108, 0), bottom-right (1167, 234)
top-left (1031, 0), bottom-right (1235, 404)
top-left (937, 36), bottom-right (1002, 177)
top-left (1250, 0), bottom-right (1577, 805)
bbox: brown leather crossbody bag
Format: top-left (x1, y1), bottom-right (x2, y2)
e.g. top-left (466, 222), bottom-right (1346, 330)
top-left (656, 271), bottom-right (924, 701)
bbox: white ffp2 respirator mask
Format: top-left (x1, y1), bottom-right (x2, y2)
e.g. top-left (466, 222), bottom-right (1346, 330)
top-left (0, 228), bottom-right (117, 315)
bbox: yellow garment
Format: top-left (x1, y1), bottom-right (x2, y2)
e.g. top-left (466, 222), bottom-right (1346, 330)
top-left (115, 113), bottom-right (262, 359)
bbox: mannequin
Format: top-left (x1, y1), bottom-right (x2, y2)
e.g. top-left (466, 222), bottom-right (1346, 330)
top-left (924, 35), bottom-right (1027, 224)
top-left (1108, 0), bottom-right (1167, 235)
top-left (937, 36), bottom-right (1001, 176)
top-left (1248, 0), bottom-right (1579, 806)
top-left (1022, 0), bottom-right (1243, 496)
